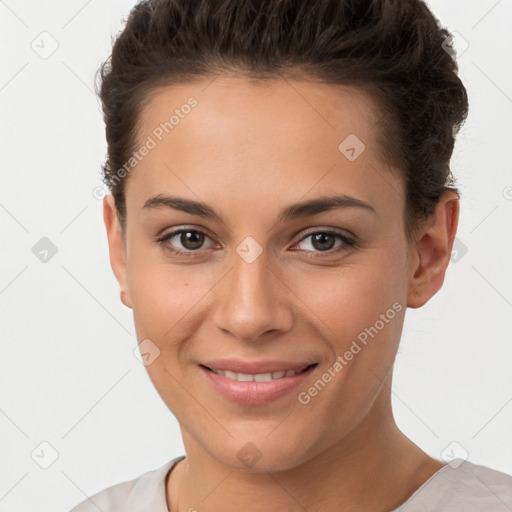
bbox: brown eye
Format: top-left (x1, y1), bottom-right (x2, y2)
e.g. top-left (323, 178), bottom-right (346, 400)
top-left (310, 232), bottom-right (337, 251)
top-left (295, 230), bottom-right (353, 254)
top-left (157, 228), bottom-right (216, 256)
top-left (179, 230), bottom-right (205, 250)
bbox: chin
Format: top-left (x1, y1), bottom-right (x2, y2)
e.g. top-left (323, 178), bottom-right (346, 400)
top-left (206, 433), bottom-right (318, 474)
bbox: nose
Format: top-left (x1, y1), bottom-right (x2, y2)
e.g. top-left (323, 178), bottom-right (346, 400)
top-left (212, 248), bottom-right (294, 343)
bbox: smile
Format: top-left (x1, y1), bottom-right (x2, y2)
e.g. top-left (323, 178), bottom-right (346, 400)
top-left (199, 363), bottom-right (319, 405)
top-left (203, 365), bottom-right (316, 382)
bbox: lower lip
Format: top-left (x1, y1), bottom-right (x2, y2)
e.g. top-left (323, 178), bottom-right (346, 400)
top-left (199, 364), bottom-right (317, 405)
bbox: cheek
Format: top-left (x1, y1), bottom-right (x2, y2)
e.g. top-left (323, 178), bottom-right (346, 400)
top-left (127, 244), bottom-right (212, 340)
top-left (295, 253), bottom-right (405, 336)
top-left (126, 256), bottom-right (207, 411)
top-left (289, 253), bottom-right (407, 426)
top-left (126, 255), bottom-right (223, 401)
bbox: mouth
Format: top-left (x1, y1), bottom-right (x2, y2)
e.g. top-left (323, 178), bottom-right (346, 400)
top-left (200, 363), bottom-right (318, 382)
top-left (198, 362), bottom-right (319, 405)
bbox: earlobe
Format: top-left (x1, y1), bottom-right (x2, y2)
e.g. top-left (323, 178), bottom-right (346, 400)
top-left (103, 195), bottom-right (133, 309)
top-left (120, 290), bottom-right (131, 309)
top-left (407, 191), bottom-right (460, 308)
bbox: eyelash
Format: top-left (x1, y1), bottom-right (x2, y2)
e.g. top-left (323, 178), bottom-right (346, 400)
top-left (156, 228), bottom-right (356, 259)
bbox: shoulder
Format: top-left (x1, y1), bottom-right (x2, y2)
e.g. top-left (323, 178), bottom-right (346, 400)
top-left (397, 458), bottom-right (512, 511)
top-left (68, 456), bottom-right (185, 512)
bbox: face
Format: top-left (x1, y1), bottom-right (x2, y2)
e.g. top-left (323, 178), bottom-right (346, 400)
top-left (105, 76), bottom-right (438, 472)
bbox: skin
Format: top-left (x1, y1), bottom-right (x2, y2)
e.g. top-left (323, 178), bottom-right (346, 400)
top-left (104, 76), bottom-right (459, 512)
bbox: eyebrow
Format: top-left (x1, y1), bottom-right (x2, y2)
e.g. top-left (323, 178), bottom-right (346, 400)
top-left (142, 193), bottom-right (376, 223)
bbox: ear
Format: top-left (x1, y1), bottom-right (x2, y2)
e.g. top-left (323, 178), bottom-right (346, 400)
top-left (407, 190), bottom-right (460, 308)
top-left (103, 194), bottom-right (133, 309)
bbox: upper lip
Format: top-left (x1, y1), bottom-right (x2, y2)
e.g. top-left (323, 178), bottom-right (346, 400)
top-left (200, 359), bottom-right (317, 374)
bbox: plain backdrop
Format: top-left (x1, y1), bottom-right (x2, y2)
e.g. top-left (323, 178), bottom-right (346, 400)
top-left (0, 1), bottom-right (511, 510)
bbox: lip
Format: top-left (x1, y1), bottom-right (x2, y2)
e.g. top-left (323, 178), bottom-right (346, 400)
top-left (199, 362), bottom-right (318, 405)
top-left (200, 359), bottom-right (316, 374)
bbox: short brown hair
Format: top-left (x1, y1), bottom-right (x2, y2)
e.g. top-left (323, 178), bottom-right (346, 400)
top-left (96, 0), bottom-right (469, 241)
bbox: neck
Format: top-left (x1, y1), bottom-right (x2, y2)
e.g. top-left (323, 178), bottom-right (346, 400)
top-left (167, 384), bottom-right (444, 512)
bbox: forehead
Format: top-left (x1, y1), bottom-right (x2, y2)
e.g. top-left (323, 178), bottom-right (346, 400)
top-left (127, 76), bottom-right (404, 219)
top-left (137, 76), bottom-right (381, 149)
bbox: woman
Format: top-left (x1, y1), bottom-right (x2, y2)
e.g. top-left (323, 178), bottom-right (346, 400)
top-left (71, 0), bottom-right (512, 510)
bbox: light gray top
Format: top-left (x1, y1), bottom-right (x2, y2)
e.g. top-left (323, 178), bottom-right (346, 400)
top-left (69, 456), bottom-right (512, 511)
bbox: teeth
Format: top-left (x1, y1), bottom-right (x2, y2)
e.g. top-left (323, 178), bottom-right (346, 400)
top-left (210, 368), bottom-right (300, 381)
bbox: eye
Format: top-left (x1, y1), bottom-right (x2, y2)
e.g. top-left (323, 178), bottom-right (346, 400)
top-left (156, 227), bottom-right (356, 259)
top-left (156, 228), bottom-right (217, 256)
top-left (291, 229), bottom-right (355, 258)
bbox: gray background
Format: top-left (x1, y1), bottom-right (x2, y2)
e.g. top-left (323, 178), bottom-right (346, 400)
top-left (0, 0), bottom-right (511, 510)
